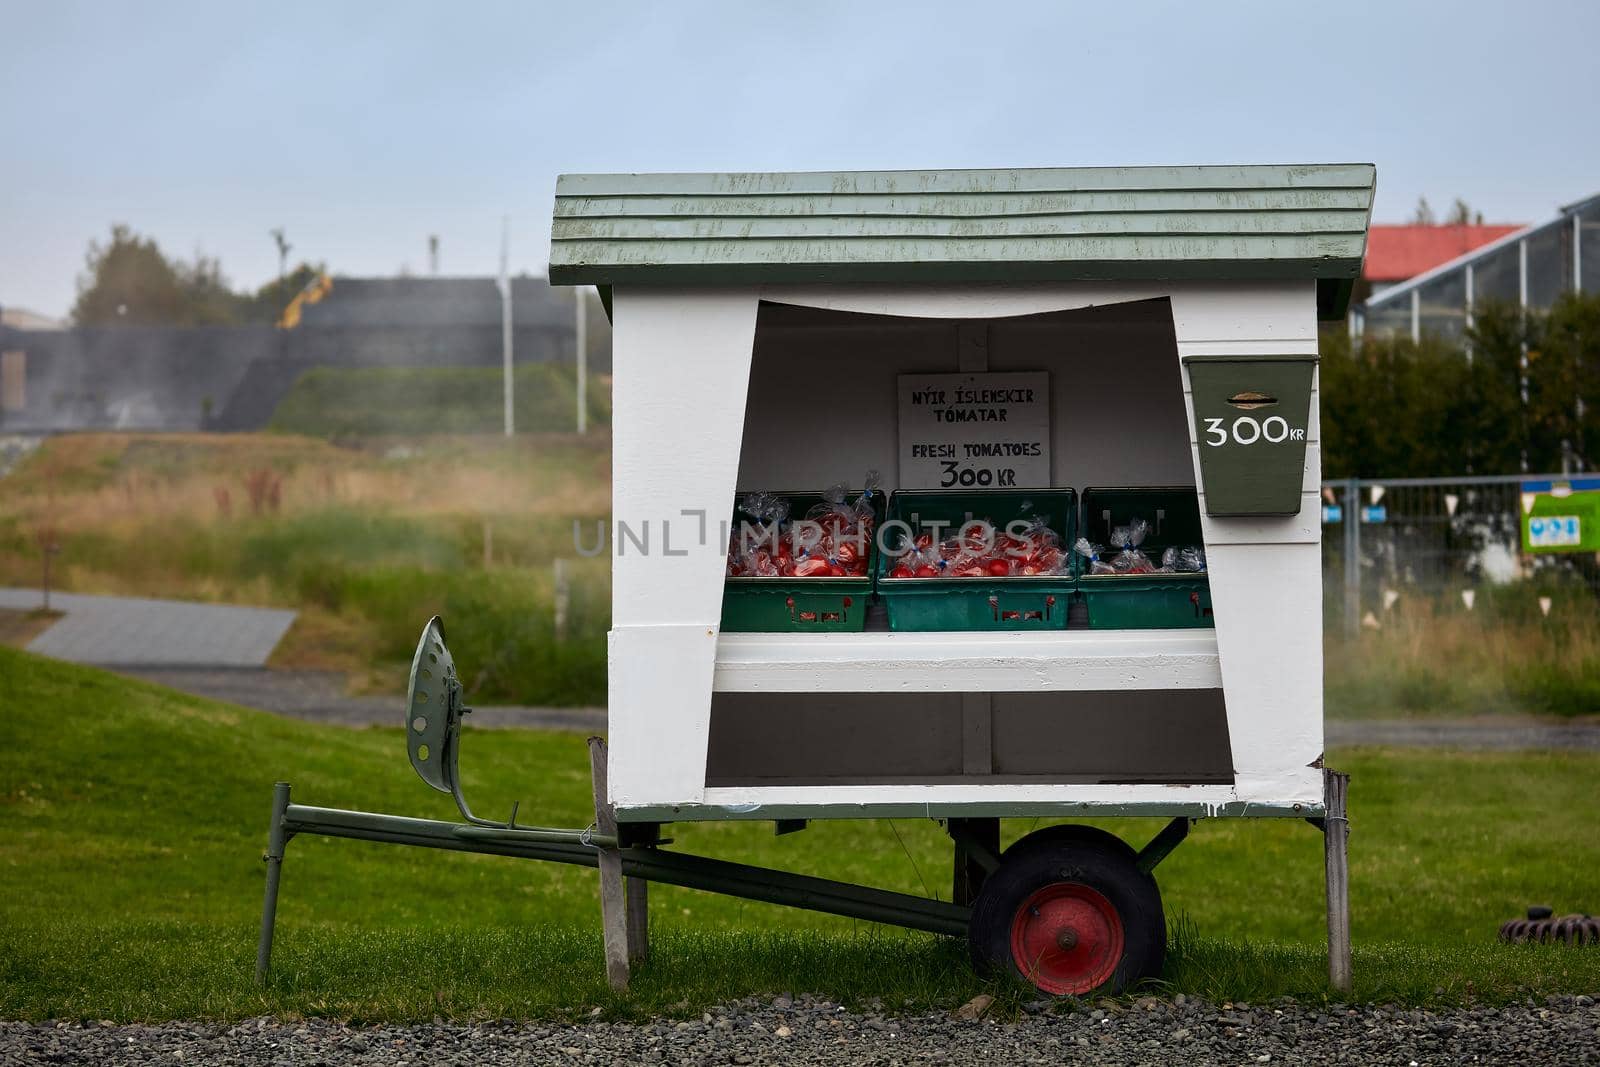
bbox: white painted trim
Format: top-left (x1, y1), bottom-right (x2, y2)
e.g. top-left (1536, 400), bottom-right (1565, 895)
top-left (680, 780), bottom-right (1321, 817)
top-left (714, 629), bottom-right (1221, 693)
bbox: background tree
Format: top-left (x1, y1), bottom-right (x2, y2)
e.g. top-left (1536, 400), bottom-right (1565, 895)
top-left (176, 254), bottom-right (250, 325)
top-left (71, 225), bottom-right (326, 326)
top-left (1445, 197), bottom-right (1485, 226)
top-left (71, 225), bottom-right (187, 325)
top-left (1325, 293), bottom-right (1600, 477)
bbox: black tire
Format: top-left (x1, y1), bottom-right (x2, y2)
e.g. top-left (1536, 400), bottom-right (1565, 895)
top-left (969, 836), bottom-right (1165, 997)
top-left (1003, 822), bottom-right (1140, 864)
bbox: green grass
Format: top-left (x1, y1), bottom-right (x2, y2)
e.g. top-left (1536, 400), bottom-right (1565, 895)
top-left (4, 646), bottom-right (1599, 1021)
top-left (268, 364), bottom-right (611, 438)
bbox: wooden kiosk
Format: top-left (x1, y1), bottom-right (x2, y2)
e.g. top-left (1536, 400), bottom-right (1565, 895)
top-left (257, 164), bottom-right (1371, 998)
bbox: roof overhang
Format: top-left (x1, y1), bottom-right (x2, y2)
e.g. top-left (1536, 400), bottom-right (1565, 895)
top-left (549, 164), bottom-right (1375, 319)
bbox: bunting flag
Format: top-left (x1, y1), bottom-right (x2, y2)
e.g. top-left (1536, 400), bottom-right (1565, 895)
top-left (1461, 589), bottom-right (1477, 610)
top-left (1539, 596), bottom-right (1553, 617)
top-left (1444, 493), bottom-right (1459, 517)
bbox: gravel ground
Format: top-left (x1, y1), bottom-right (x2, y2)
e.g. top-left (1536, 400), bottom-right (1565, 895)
top-left (6, 994), bottom-right (1599, 1065)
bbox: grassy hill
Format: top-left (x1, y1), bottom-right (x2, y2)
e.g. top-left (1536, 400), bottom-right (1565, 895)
top-left (3, 646), bottom-right (1599, 1020)
top-left (268, 364), bottom-right (610, 438)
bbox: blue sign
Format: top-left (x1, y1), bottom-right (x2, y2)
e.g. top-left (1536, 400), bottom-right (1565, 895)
top-left (1322, 504), bottom-right (1343, 524)
top-left (1361, 505), bottom-right (1387, 524)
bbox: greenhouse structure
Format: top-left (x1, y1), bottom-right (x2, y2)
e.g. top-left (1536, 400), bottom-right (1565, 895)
top-left (1354, 192), bottom-right (1600, 341)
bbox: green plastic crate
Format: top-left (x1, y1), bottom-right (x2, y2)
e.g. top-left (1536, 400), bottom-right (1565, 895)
top-left (875, 489), bottom-right (1077, 631)
top-left (1076, 487), bottom-right (1213, 629)
top-left (720, 490), bottom-right (883, 632)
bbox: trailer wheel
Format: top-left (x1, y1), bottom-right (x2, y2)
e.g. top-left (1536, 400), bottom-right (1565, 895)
top-left (1003, 823), bottom-right (1138, 863)
top-left (969, 835), bottom-right (1164, 996)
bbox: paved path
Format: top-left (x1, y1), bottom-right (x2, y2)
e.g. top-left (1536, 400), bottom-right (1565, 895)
top-left (116, 666), bottom-right (1600, 748)
top-left (1328, 716), bottom-right (1600, 751)
top-left (0, 588), bottom-right (296, 668)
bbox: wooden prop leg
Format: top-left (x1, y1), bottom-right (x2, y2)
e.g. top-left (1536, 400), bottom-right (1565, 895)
top-left (588, 736), bottom-right (630, 992)
top-left (1323, 768), bottom-right (1352, 994)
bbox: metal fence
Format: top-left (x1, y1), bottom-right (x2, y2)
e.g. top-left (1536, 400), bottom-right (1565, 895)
top-left (1321, 474), bottom-right (1600, 636)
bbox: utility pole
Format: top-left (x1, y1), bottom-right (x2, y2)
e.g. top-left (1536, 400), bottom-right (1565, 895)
top-left (575, 286), bottom-right (588, 435)
top-left (428, 234), bottom-right (439, 276)
top-left (270, 228), bottom-right (291, 357)
top-left (270, 228), bottom-right (291, 310)
top-left (500, 217), bottom-right (514, 437)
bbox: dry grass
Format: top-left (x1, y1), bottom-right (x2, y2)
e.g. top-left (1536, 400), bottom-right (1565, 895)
top-left (1326, 589), bottom-right (1600, 718)
top-left (1, 433), bottom-right (609, 541)
top-left (0, 432), bottom-right (613, 704)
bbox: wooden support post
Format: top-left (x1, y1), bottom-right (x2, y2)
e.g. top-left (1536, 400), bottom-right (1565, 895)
top-left (587, 736), bottom-right (629, 991)
top-left (1323, 768), bottom-right (1352, 994)
top-left (950, 817), bottom-right (1000, 907)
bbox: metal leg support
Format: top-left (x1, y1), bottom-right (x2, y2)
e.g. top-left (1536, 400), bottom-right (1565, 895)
top-left (626, 875), bottom-right (649, 965)
top-left (587, 737), bottom-right (630, 991)
top-left (948, 817), bottom-right (1000, 907)
top-left (255, 781), bottom-right (292, 986)
top-left (1323, 768), bottom-right (1352, 994)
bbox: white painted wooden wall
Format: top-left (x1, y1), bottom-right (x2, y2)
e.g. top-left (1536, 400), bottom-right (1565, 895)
top-left (607, 281), bottom-right (1323, 819)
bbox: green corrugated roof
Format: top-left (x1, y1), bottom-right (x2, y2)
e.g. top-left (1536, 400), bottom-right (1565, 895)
top-left (549, 164), bottom-right (1375, 318)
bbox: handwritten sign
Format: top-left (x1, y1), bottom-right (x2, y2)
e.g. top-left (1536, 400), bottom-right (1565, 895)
top-left (898, 372), bottom-right (1050, 489)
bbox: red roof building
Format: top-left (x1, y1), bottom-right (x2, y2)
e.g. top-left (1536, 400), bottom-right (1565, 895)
top-left (1363, 224), bottom-right (1523, 286)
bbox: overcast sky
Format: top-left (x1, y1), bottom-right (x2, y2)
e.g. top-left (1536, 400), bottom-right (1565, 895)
top-left (3, 0), bottom-right (1597, 318)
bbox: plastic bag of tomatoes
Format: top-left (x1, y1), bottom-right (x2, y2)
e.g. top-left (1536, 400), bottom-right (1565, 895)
top-left (725, 474), bottom-right (880, 579)
top-left (885, 515), bottom-right (1070, 579)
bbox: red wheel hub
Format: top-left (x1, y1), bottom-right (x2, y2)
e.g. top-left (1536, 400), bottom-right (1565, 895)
top-left (1009, 882), bottom-right (1124, 995)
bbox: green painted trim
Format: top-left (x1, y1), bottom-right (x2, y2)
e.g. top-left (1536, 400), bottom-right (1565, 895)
top-left (556, 164), bottom-right (1376, 197)
top-left (553, 211), bottom-right (1371, 241)
top-left (1182, 353), bottom-right (1321, 363)
top-left (555, 190), bottom-right (1377, 219)
top-left (549, 164), bottom-right (1375, 318)
top-left (549, 257), bottom-right (1357, 287)
top-left (1318, 276), bottom-right (1356, 320)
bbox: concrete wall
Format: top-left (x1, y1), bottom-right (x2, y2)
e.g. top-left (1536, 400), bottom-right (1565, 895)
top-left (0, 276), bottom-right (612, 433)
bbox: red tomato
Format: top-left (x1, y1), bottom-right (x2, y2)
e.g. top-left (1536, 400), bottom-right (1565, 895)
top-left (890, 564), bottom-right (914, 579)
top-left (1019, 563), bottom-right (1043, 575)
top-left (834, 542), bottom-right (860, 568)
top-left (793, 558), bottom-right (831, 577)
top-left (914, 533), bottom-right (933, 552)
top-left (913, 565), bottom-right (940, 578)
top-left (986, 559), bottom-right (1012, 577)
